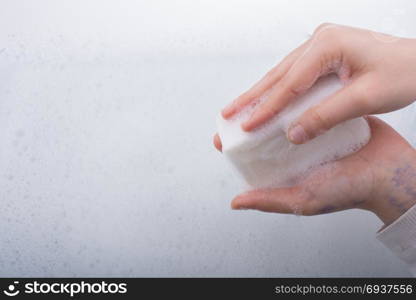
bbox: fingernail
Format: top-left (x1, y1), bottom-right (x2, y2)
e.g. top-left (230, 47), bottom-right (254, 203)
top-left (288, 124), bottom-right (308, 144)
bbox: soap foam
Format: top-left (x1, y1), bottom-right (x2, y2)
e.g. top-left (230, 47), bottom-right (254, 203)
top-left (217, 75), bottom-right (371, 190)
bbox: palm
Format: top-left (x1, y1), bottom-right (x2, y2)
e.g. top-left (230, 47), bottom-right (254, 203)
top-left (215, 117), bottom-right (416, 221)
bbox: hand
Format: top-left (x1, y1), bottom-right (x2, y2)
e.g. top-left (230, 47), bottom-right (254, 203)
top-left (221, 24), bottom-right (416, 144)
top-left (214, 117), bottom-right (416, 226)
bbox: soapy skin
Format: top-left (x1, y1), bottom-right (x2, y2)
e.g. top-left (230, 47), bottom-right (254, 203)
top-left (215, 24), bottom-right (416, 226)
top-left (215, 117), bottom-right (416, 226)
top-left (221, 24), bottom-right (416, 145)
top-left (217, 75), bottom-right (370, 189)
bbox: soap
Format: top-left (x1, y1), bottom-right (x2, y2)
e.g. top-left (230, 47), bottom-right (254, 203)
top-left (217, 75), bottom-right (371, 189)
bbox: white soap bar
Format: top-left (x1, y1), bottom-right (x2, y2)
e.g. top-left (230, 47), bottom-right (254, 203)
top-left (217, 75), bottom-right (371, 189)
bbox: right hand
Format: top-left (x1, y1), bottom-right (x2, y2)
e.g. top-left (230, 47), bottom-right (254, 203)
top-left (221, 24), bottom-right (416, 144)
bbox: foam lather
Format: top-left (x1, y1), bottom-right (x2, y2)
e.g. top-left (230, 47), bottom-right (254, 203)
top-left (217, 75), bottom-right (371, 189)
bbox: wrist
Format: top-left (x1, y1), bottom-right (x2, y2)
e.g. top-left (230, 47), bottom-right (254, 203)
top-left (372, 192), bottom-right (416, 226)
top-left (370, 157), bottom-right (416, 226)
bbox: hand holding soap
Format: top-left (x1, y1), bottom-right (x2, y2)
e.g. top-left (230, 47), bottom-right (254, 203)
top-left (217, 75), bottom-right (371, 189)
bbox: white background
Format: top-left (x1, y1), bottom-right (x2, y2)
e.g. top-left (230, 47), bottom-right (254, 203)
top-left (0, 0), bottom-right (415, 276)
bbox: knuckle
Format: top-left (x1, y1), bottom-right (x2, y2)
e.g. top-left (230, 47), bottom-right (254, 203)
top-left (295, 190), bottom-right (316, 216)
top-left (301, 204), bottom-right (317, 216)
top-left (286, 86), bottom-right (302, 98)
top-left (313, 23), bottom-right (342, 44)
top-left (302, 198), bottom-right (323, 216)
top-left (314, 22), bottom-right (333, 34)
top-left (263, 103), bottom-right (279, 116)
top-left (308, 106), bottom-right (332, 132)
top-left (280, 80), bottom-right (302, 99)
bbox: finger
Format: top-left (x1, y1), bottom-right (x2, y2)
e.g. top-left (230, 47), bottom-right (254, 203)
top-left (242, 41), bottom-right (335, 131)
top-left (213, 133), bottom-right (222, 152)
top-left (287, 76), bottom-right (374, 144)
top-left (231, 158), bottom-right (369, 216)
top-left (221, 39), bottom-right (311, 119)
top-left (231, 187), bottom-right (312, 214)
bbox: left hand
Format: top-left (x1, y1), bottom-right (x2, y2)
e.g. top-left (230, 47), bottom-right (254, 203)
top-left (214, 116), bottom-right (416, 226)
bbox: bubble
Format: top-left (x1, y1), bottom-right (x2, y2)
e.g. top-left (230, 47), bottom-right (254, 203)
top-left (290, 203), bottom-right (303, 216)
top-left (217, 75), bottom-right (371, 190)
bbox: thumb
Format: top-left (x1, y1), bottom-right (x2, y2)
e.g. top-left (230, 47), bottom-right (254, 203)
top-left (231, 187), bottom-right (313, 215)
top-left (287, 77), bottom-right (373, 144)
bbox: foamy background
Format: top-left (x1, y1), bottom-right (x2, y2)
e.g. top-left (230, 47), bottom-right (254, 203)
top-left (0, 0), bottom-right (415, 276)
